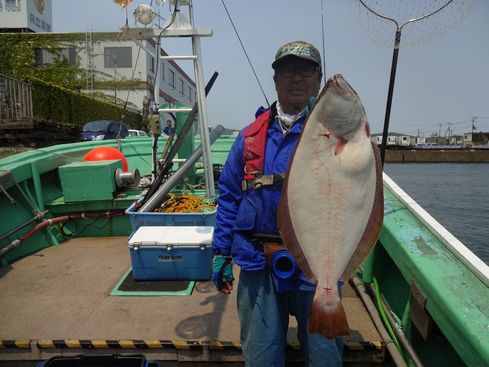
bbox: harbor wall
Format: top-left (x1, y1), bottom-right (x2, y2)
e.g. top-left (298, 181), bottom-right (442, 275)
top-left (385, 149), bottom-right (489, 163)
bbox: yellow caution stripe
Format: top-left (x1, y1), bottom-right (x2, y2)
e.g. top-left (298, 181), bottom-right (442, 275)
top-left (2, 339), bottom-right (382, 352)
top-left (34, 339), bottom-right (243, 350)
top-left (0, 340), bottom-right (30, 349)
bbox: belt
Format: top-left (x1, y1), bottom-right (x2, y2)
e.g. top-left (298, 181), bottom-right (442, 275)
top-left (248, 233), bottom-right (283, 250)
top-left (241, 174), bottom-right (285, 191)
top-left (248, 233), bottom-right (289, 271)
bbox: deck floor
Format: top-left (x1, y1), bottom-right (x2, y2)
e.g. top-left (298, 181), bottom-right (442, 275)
top-left (0, 237), bottom-right (384, 365)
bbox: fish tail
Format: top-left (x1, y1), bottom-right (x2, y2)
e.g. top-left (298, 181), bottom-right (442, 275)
top-left (309, 286), bottom-right (350, 339)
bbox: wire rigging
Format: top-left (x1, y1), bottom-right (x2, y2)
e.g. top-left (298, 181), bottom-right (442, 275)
top-left (116, 0), bottom-right (156, 122)
top-left (220, 0), bottom-right (270, 108)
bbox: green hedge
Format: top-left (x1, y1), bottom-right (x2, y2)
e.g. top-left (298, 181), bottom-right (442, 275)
top-left (29, 77), bottom-right (142, 128)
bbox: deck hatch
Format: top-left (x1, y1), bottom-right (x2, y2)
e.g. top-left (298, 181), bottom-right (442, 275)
top-left (110, 267), bottom-right (195, 296)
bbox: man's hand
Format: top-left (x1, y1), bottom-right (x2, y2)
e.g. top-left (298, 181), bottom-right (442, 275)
top-left (212, 254), bottom-right (234, 294)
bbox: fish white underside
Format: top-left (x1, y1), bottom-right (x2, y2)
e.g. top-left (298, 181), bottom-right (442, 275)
top-left (286, 119), bottom-right (376, 288)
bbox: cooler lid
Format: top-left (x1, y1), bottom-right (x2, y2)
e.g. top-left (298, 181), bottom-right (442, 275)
top-left (129, 226), bottom-right (214, 247)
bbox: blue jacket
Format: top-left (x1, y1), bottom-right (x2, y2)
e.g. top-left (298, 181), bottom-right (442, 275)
top-left (213, 105), bottom-right (306, 271)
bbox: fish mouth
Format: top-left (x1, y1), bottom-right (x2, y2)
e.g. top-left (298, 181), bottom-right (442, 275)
top-left (332, 74), bottom-right (348, 94)
top-left (332, 74), bottom-right (358, 97)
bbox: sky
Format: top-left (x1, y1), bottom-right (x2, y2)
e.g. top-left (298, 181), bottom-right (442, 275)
top-left (51, 0), bottom-right (489, 136)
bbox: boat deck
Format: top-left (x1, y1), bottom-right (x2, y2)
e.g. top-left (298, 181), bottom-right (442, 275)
top-left (0, 237), bottom-right (385, 366)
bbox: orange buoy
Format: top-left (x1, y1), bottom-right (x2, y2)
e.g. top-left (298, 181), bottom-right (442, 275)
top-left (83, 146), bottom-right (128, 171)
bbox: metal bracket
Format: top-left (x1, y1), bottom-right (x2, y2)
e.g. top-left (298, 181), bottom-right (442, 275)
top-left (120, 27), bottom-right (213, 40)
top-left (409, 282), bottom-right (435, 340)
top-left (0, 170), bottom-right (15, 203)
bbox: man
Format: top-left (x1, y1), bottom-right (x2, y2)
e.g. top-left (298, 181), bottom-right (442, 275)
top-left (162, 120), bottom-right (173, 136)
top-left (212, 41), bottom-right (343, 366)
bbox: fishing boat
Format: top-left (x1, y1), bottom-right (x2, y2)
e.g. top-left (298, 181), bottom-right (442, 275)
top-left (1, 2), bottom-right (488, 367)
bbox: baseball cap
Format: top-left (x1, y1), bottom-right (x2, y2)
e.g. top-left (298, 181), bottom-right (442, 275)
top-left (272, 41), bottom-right (321, 70)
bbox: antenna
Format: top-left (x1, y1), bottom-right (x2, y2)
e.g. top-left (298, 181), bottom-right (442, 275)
top-left (320, 0), bottom-right (327, 84)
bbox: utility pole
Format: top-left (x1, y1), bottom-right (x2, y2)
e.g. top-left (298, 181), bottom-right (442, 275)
top-left (445, 122), bottom-right (453, 144)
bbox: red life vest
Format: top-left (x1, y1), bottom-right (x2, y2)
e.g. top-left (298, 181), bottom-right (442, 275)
top-left (242, 109), bottom-right (271, 180)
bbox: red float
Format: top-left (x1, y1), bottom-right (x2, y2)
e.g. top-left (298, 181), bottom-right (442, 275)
top-left (83, 146), bottom-right (128, 171)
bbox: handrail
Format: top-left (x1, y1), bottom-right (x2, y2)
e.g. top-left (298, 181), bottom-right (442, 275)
top-left (0, 74), bottom-right (33, 121)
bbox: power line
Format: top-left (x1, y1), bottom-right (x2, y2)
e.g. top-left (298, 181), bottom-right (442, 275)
top-left (220, 0), bottom-right (270, 107)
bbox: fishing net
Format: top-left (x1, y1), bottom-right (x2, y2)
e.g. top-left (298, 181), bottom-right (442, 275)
top-left (356, 0), bottom-right (475, 165)
top-left (357, 0), bottom-right (474, 48)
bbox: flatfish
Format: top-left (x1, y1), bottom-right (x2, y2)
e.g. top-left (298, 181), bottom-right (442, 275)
top-left (278, 74), bottom-right (384, 339)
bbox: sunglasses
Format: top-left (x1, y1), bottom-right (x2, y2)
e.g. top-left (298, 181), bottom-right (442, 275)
top-left (277, 65), bottom-right (319, 78)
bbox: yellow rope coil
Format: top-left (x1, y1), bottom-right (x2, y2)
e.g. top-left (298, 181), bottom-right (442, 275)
top-left (155, 194), bottom-right (216, 213)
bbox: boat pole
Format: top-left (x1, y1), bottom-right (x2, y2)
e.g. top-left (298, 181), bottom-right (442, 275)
top-left (369, 283), bottom-right (425, 367)
top-left (139, 72), bottom-right (219, 208)
top-left (351, 276), bottom-right (408, 367)
top-left (189, 0), bottom-right (215, 197)
top-left (379, 29), bottom-right (401, 166)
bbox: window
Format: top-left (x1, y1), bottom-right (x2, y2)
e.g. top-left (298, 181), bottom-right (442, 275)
top-left (104, 47), bottom-right (132, 68)
top-left (35, 48), bottom-right (76, 67)
top-left (161, 62), bottom-right (165, 80)
top-left (5, 0), bottom-right (20, 11)
top-left (179, 79), bottom-right (184, 95)
top-left (150, 56), bottom-right (155, 73)
top-left (188, 86), bottom-right (192, 100)
top-left (169, 70), bottom-right (175, 88)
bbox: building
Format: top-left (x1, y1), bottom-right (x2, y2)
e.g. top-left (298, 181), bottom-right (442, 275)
top-left (371, 133), bottom-right (416, 147)
top-left (463, 132), bottom-right (489, 147)
top-left (1, 0), bottom-right (196, 118)
top-left (79, 31), bottom-right (197, 113)
top-left (0, 0), bottom-right (53, 33)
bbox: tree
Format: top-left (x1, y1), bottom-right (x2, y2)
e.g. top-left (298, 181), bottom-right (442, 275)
top-left (0, 33), bottom-right (86, 89)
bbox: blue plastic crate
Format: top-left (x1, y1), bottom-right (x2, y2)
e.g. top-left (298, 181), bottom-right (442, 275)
top-left (125, 201), bottom-right (216, 232)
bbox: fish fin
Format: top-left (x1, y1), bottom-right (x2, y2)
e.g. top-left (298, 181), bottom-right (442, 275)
top-left (278, 173), bottom-right (315, 280)
top-left (309, 286), bottom-right (350, 339)
top-left (342, 141), bottom-right (384, 279)
top-left (334, 137), bottom-right (348, 155)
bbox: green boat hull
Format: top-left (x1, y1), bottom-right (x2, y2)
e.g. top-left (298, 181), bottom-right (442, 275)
top-left (0, 137), bottom-right (488, 366)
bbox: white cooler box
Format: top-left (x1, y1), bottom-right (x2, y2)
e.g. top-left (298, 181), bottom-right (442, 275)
top-left (128, 226), bottom-right (214, 281)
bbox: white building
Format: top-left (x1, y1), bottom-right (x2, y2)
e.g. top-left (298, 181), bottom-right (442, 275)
top-left (0, 0), bottom-right (53, 33)
top-left (79, 31), bottom-right (197, 112)
top-left (1, 0), bottom-right (196, 115)
top-left (397, 135), bottom-right (412, 146)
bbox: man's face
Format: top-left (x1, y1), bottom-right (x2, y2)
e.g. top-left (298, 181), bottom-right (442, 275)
top-left (274, 58), bottom-right (321, 114)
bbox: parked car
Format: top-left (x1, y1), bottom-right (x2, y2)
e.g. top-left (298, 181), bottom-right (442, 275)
top-left (128, 129), bottom-right (149, 137)
top-left (80, 120), bottom-right (129, 141)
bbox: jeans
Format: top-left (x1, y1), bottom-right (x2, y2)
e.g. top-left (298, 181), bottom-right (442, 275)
top-left (237, 268), bottom-right (343, 367)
